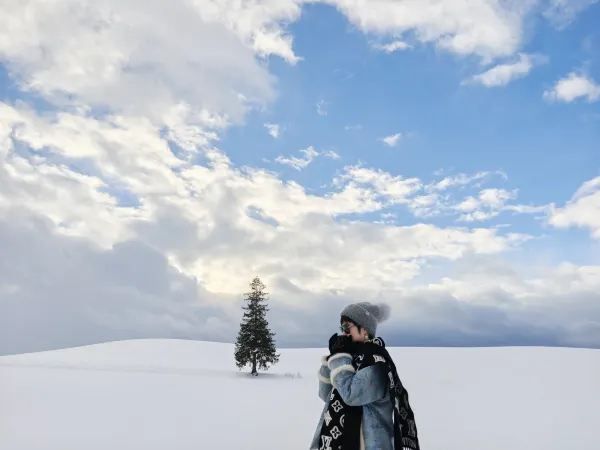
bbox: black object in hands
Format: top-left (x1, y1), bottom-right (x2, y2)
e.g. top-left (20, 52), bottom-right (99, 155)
top-left (328, 333), bottom-right (339, 353)
top-left (328, 333), bottom-right (354, 355)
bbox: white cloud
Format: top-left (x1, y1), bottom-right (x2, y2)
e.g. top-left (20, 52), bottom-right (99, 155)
top-left (316, 99), bottom-right (328, 116)
top-left (275, 146), bottom-right (341, 170)
top-left (264, 122), bottom-right (281, 138)
top-left (322, 150), bottom-right (341, 160)
top-left (0, 212), bottom-right (238, 354)
top-left (372, 40), bottom-right (411, 53)
top-left (1, 0), bottom-right (589, 139)
top-left (503, 204), bottom-right (551, 214)
top-left (4, 211), bottom-right (598, 351)
top-left (408, 193), bottom-right (443, 217)
top-left (0, 103), bottom-right (168, 247)
top-left (549, 176), bottom-right (600, 239)
top-left (322, 0), bottom-right (537, 61)
top-left (195, 0), bottom-right (303, 64)
top-left (543, 0), bottom-right (599, 29)
top-left (456, 196), bottom-right (482, 213)
top-left (479, 188), bottom-right (517, 208)
top-left (0, 104), bottom-right (527, 305)
top-left (409, 171), bottom-right (547, 221)
top-left (543, 72), bottom-right (600, 103)
top-left (0, 0), bottom-right (305, 128)
top-left (387, 260), bottom-right (600, 347)
top-left (380, 133), bottom-right (403, 147)
top-left (453, 188), bottom-right (551, 223)
top-left (3, 98), bottom-right (582, 352)
top-left (456, 188), bottom-right (518, 222)
top-left (333, 165), bottom-right (422, 205)
top-left (275, 145), bottom-right (320, 170)
top-left (467, 53), bottom-right (540, 87)
top-left (427, 171), bottom-right (494, 192)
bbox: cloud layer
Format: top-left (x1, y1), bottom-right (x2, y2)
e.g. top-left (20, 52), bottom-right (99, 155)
top-left (323, 0), bottom-right (536, 60)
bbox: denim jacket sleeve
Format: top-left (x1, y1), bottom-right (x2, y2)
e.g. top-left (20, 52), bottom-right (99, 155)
top-left (326, 352), bottom-right (387, 406)
top-left (318, 355), bottom-right (333, 402)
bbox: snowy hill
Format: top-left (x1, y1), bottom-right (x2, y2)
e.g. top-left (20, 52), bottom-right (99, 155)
top-left (1, 339), bottom-right (598, 450)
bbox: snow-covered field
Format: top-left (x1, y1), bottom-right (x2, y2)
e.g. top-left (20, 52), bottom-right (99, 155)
top-left (1, 339), bottom-right (598, 450)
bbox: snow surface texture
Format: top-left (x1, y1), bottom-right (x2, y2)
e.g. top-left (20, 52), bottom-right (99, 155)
top-left (1, 339), bottom-right (598, 450)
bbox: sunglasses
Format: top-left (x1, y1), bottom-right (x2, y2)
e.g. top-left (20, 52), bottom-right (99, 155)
top-left (339, 322), bottom-right (357, 333)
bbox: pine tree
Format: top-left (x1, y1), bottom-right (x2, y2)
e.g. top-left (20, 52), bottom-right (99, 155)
top-left (234, 277), bottom-right (279, 376)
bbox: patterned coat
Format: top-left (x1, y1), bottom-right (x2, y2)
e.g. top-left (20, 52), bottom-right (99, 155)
top-left (310, 353), bottom-right (395, 450)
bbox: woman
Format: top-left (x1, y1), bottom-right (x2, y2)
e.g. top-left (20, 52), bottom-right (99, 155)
top-left (310, 302), bottom-right (420, 450)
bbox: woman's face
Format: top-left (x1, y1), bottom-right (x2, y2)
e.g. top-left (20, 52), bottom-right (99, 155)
top-left (341, 320), bottom-right (368, 342)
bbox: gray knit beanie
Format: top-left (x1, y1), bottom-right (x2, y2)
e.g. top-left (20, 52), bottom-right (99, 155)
top-left (340, 302), bottom-right (391, 337)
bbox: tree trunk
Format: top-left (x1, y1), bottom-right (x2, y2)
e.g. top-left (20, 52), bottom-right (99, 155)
top-left (251, 353), bottom-right (257, 376)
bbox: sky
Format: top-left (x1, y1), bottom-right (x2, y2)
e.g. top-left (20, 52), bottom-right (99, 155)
top-left (0, 0), bottom-right (599, 354)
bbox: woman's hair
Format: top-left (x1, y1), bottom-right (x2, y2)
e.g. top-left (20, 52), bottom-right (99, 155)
top-left (340, 315), bottom-right (356, 325)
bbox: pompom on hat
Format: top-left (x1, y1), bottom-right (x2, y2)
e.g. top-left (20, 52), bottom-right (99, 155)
top-left (340, 302), bottom-right (391, 337)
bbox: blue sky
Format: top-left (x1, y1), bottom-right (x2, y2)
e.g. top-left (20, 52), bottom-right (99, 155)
top-left (0, 0), bottom-right (599, 354)
top-left (224, 3), bottom-right (599, 203)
